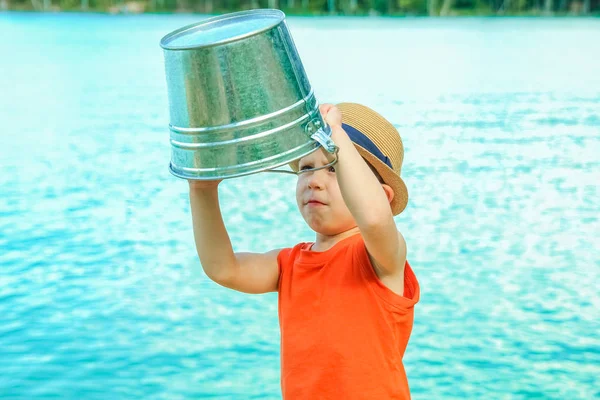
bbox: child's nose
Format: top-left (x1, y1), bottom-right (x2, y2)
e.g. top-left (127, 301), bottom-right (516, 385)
top-left (307, 169), bottom-right (326, 190)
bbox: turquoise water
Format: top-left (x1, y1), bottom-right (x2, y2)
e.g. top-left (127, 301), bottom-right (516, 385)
top-left (1, 12), bottom-right (599, 399)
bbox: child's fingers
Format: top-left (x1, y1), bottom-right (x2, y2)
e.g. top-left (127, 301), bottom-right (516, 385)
top-left (319, 104), bottom-right (342, 127)
top-left (319, 103), bottom-right (334, 118)
top-left (325, 109), bottom-right (342, 128)
top-left (188, 179), bottom-right (222, 189)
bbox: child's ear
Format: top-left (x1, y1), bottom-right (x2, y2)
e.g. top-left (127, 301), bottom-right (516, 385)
top-left (382, 184), bottom-right (395, 205)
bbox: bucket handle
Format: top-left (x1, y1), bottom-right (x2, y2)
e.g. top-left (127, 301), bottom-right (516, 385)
top-left (266, 125), bottom-right (339, 176)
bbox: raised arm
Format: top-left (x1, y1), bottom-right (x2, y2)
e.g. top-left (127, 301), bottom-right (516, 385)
top-left (321, 105), bottom-right (407, 285)
top-left (188, 181), bottom-right (280, 294)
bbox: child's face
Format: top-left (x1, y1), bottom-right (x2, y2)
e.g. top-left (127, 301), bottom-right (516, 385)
top-left (295, 148), bottom-right (357, 236)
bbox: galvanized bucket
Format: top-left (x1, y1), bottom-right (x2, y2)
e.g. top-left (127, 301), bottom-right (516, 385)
top-left (160, 9), bottom-right (335, 180)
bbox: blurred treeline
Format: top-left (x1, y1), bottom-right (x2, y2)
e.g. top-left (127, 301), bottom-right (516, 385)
top-left (3, 0), bottom-right (598, 15)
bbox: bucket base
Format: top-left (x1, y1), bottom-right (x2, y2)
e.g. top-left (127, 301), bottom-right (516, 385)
top-left (169, 140), bottom-right (320, 180)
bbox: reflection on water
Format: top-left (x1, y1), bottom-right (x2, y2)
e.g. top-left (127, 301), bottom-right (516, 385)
top-left (1, 13), bottom-right (599, 399)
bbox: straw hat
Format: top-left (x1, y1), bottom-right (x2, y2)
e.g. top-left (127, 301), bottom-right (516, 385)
top-left (293, 102), bottom-right (409, 215)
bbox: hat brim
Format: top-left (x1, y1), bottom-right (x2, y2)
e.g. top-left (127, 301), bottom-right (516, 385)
top-left (355, 144), bottom-right (408, 216)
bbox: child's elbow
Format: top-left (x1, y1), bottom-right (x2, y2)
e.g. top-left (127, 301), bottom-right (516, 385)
top-left (360, 205), bottom-right (394, 229)
top-left (202, 262), bottom-right (238, 286)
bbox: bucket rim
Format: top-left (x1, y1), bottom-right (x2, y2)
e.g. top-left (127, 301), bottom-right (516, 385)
top-left (160, 9), bottom-right (286, 51)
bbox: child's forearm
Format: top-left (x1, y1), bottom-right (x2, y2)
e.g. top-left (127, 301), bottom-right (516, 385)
top-left (332, 126), bottom-right (394, 227)
top-left (189, 186), bottom-right (238, 282)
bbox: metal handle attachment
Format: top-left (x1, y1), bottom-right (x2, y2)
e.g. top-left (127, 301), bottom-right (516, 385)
top-left (311, 124), bottom-right (337, 154)
top-left (265, 125), bottom-right (339, 176)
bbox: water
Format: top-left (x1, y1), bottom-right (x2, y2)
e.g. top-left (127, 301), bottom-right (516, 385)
top-left (1, 12), bottom-right (599, 399)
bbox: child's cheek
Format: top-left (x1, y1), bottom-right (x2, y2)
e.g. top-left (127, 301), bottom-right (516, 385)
top-left (295, 178), bottom-right (305, 202)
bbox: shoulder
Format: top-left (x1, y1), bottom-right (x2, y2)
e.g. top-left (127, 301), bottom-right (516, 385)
top-left (277, 242), bottom-right (309, 270)
top-left (352, 232), bottom-right (418, 303)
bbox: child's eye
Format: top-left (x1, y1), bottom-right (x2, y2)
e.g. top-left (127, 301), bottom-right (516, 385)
top-left (328, 166), bottom-right (336, 173)
top-left (300, 165), bottom-right (312, 171)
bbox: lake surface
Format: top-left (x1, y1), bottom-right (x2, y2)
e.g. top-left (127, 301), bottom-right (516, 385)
top-left (1, 12), bottom-right (599, 399)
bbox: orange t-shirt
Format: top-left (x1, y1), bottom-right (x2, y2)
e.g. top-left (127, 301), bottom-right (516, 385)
top-left (277, 233), bottom-right (420, 400)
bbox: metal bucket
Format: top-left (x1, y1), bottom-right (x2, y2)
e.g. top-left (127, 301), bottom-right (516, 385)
top-left (160, 9), bottom-right (334, 180)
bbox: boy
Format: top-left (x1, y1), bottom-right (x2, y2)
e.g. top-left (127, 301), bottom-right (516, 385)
top-left (188, 103), bottom-right (420, 399)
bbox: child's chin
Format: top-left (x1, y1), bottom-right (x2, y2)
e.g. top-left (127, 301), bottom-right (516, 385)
top-left (303, 219), bottom-right (327, 234)
top-left (308, 222), bottom-right (345, 236)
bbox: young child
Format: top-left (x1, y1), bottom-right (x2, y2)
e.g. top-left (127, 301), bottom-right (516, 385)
top-left (188, 103), bottom-right (420, 399)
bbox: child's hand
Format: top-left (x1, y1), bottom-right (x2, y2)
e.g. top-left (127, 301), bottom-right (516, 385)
top-left (319, 103), bottom-right (350, 147)
top-left (319, 104), bottom-right (342, 129)
top-left (188, 179), bottom-right (222, 190)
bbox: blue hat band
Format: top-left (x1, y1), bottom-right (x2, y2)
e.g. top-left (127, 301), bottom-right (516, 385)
top-left (341, 123), bottom-right (392, 170)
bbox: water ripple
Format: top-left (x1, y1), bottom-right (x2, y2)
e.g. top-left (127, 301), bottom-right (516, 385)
top-left (1, 13), bottom-right (599, 400)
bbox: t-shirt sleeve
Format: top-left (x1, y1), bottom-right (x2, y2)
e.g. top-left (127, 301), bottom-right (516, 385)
top-left (352, 237), bottom-right (420, 311)
top-left (277, 247), bottom-right (293, 276)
